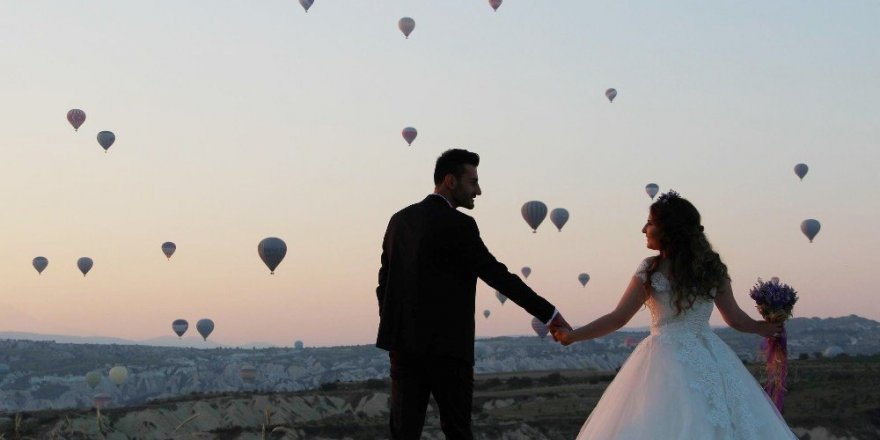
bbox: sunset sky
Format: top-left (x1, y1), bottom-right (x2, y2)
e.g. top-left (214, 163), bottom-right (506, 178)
top-left (1, 1), bottom-right (877, 347)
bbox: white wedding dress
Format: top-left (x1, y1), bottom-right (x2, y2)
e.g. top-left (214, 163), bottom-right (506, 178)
top-left (576, 259), bottom-right (798, 439)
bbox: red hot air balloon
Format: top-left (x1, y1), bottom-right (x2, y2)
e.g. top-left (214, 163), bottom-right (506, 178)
top-left (402, 127), bottom-right (417, 146)
top-left (67, 109), bottom-right (86, 131)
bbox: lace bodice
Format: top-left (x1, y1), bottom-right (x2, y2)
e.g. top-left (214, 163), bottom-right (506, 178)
top-left (628, 258), bottom-right (771, 439)
top-left (634, 257), bottom-right (715, 335)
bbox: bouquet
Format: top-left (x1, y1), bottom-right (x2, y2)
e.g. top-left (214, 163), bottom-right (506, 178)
top-left (749, 278), bottom-right (798, 413)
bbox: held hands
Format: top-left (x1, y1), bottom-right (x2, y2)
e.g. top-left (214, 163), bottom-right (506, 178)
top-left (548, 313), bottom-right (574, 346)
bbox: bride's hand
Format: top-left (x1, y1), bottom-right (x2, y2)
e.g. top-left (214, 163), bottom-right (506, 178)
top-left (755, 321), bottom-right (784, 338)
top-left (552, 327), bottom-right (573, 346)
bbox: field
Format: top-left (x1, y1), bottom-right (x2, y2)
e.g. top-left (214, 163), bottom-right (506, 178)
top-left (2, 355), bottom-right (878, 439)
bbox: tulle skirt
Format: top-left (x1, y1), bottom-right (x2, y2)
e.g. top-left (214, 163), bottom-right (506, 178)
top-left (577, 328), bottom-right (797, 440)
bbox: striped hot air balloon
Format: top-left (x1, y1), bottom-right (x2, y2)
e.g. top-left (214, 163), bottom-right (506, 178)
top-left (521, 201), bottom-right (548, 233)
top-left (800, 219), bottom-right (821, 243)
top-left (258, 237), bottom-right (287, 274)
top-left (67, 109), bottom-right (86, 131)
top-left (172, 319), bottom-right (189, 338)
top-left (605, 88), bottom-right (618, 103)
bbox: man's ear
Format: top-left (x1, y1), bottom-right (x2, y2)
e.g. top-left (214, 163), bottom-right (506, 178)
top-left (443, 174), bottom-right (456, 189)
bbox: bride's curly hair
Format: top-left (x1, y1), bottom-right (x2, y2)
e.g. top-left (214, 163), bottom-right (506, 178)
top-left (646, 191), bottom-right (729, 314)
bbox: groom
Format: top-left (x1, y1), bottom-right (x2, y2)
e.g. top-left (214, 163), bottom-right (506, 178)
top-left (375, 148), bottom-right (571, 439)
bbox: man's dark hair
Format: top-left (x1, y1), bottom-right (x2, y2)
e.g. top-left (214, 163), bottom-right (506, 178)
top-left (434, 149), bottom-right (480, 185)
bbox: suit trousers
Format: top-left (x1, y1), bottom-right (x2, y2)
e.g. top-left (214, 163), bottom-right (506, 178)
top-left (389, 351), bottom-right (474, 440)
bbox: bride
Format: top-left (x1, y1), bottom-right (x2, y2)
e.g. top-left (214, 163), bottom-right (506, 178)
top-left (552, 191), bottom-right (797, 439)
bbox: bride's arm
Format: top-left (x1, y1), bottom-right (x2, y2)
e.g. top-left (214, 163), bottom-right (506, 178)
top-left (556, 277), bottom-right (648, 345)
top-left (714, 281), bottom-right (781, 337)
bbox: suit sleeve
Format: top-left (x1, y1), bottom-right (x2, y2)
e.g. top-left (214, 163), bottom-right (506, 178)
top-left (457, 217), bottom-right (555, 323)
top-left (376, 219), bottom-right (392, 315)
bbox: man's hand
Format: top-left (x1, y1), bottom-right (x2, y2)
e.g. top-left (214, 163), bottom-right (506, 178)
top-left (547, 313), bottom-right (571, 345)
top-left (551, 326), bottom-right (574, 346)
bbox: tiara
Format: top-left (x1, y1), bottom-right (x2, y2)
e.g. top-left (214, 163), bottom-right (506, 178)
top-left (657, 190), bottom-right (681, 204)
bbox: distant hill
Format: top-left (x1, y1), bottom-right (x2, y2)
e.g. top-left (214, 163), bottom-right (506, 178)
top-left (0, 315), bottom-right (877, 413)
top-left (0, 332), bottom-right (282, 350)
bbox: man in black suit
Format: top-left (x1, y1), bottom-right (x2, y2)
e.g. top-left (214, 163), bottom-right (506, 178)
top-left (375, 148), bottom-right (571, 439)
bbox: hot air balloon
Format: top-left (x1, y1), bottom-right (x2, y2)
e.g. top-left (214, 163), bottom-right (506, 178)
top-left (402, 127), bottom-right (418, 146)
top-left (299, 0), bottom-right (314, 13)
top-left (578, 273), bottom-right (590, 287)
top-left (239, 365), bottom-right (257, 385)
top-left (93, 393), bottom-right (112, 409)
top-left (33, 256), bottom-right (48, 275)
top-left (97, 131), bottom-right (115, 153)
top-left (605, 88), bottom-right (618, 103)
top-left (823, 346), bottom-right (843, 358)
top-left (495, 290), bottom-right (507, 305)
top-left (521, 267), bottom-right (531, 278)
top-left (67, 109), bottom-right (86, 131)
top-left (294, 340), bottom-right (304, 350)
top-left (86, 371), bottom-right (101, 389)
top-left (161, 242), bottom-right (176, 260)
top-left (794, 163), bottom-right (808, 181)
top-left (489, 0), bottom-right (502, 11)
top-left (77, 257), bottom-right (93, 276)
top-left (531, 317), bottom-right (549, 339)
top-left (197, 318), bottom-right (214, 341)
top-left (398, 17), bottom-right (415, 39)
top-left (108, 366), bottom-right (128, 386)
top-left (550, 208), bottom-right (569, 232)
top-left (172, 319), bottom-right (189, 338)
top-left (800, 219), bottom-right (821, 243)
top-left (258, 237), bottom-right (287, 274)
top-left (521, 201), bottom-right (548, 233)
top-left (770, 277), bottom-right (780, 284)
top-left (645, 184), bottom-right (659, 200)
top-left (483, 309), bottom-right (491, 319)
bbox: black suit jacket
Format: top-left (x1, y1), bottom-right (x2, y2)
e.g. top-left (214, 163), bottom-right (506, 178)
top-left (375, 195), bottom-right (556, 365)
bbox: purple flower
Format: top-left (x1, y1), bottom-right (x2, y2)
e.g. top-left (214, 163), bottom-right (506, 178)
top-left (749, 278), bottom-right (798, 321)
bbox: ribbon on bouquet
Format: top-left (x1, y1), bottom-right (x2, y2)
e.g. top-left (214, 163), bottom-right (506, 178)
top-left (764, 325), bottom-right (787, 413)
